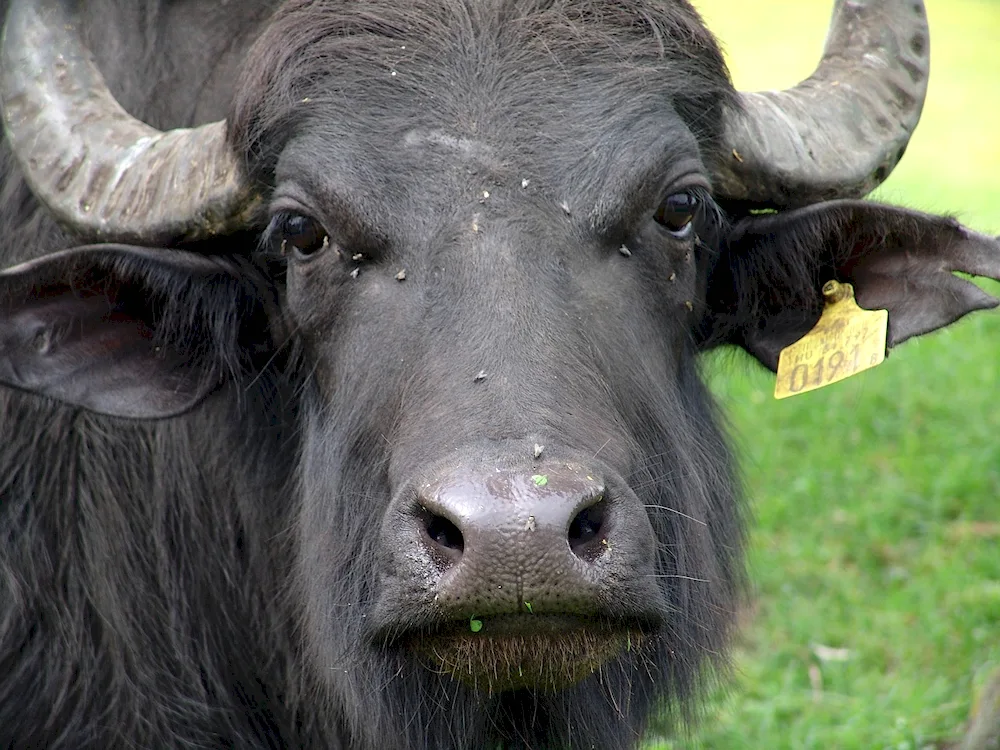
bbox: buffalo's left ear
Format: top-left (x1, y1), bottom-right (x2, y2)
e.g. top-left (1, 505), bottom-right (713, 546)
top-left (0, 244), bottom-right (279, 418)
top-left (701, 200), bottom-right (1000, 370)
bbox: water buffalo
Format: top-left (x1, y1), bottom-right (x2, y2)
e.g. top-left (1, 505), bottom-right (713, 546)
top-left (1, 0), bottom-right (997, 747)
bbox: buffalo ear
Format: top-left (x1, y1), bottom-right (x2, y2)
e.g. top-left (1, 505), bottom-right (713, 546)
top-left (0, 244), bottom-right (277, 418)
top-left (703, 201), bottom-right (1000, 370)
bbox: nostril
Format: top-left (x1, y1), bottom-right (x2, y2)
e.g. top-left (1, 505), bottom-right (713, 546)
top-left (568, 496), bottom-right (608, 561)
top-left (423, 511), bottom-right (464, 555)
top-left (568, 504), bottom-right (602, 546)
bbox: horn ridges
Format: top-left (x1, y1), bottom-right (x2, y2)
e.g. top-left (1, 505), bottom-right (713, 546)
top-left (713, 0), bottom-right (930, 206)
top-left (0, 0), bottom-right (258, 244)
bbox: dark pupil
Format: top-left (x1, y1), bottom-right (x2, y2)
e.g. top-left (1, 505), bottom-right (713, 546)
top-left (285, 215), bottom-right (325, 254)
top-left (655, 193), bottom-right (697, 232)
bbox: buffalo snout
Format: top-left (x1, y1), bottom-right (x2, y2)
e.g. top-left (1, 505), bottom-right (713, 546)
top-left (374, 458), bottom-right (664, 692)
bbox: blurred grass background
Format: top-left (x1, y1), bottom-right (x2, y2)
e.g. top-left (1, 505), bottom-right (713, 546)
top-left (651, 1), bottom-right (1000, 748)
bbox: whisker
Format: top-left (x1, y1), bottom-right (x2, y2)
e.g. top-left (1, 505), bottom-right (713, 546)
top-left (643, 504), bottom-right (706, 526)
top-left (592, 437), bottom-right (612, 459)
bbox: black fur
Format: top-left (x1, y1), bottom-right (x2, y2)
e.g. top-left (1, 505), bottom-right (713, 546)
top-left (2, 1), bottom-right (995, 749)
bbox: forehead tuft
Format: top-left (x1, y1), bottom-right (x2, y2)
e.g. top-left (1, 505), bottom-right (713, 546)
top-left (228, 0), bottom-right (735, 178)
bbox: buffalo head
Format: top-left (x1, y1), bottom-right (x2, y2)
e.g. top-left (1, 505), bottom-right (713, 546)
top-left (1, 0), bottom-right (998, 746)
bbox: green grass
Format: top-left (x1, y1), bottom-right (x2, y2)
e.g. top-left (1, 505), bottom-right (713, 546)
top-left (648, 1), bottom-right (1000, 748)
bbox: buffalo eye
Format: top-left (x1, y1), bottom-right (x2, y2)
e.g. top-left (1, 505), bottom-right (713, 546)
top-left (654, 192), bottom-right (698, 237)
top-left (280, 214), bottom-right (329, 258)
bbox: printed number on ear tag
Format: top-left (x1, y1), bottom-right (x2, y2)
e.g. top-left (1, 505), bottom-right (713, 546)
top-left (774, 280), bottom-right (888, 400)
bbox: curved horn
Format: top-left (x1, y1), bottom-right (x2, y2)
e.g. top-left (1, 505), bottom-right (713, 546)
top-left (713, 0), bottom-right (930, 207)
top-left (0, 0), bottom-right (259, 245)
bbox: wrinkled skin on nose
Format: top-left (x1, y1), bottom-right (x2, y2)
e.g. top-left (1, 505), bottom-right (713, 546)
top-left (376, 460), bottom-right (662, 692)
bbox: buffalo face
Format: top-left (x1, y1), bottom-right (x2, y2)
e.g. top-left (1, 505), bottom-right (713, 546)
top-left (267, 81), bottom-right (741, 697)
top-left (3, 0), bottom-right (1000, 747)
top-left (224, 2), bottom-right (749, 698)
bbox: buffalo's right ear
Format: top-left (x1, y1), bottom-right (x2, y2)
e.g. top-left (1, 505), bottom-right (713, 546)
top-left (0, 245), bottom-right (279, 418)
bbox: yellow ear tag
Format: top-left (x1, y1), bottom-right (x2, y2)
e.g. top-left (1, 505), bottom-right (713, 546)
top-left (774, 280), bottom-right (888, 399)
